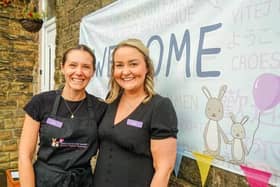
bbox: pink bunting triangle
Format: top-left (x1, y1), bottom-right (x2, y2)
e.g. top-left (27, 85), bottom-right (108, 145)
top-left (240, 165), bottom-right (272, 187)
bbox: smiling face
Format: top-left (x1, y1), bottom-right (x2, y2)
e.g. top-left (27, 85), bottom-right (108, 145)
top-left (113, 46), bottom-right (148, 94)
top-left (61, 49), bottom-right (94, 94)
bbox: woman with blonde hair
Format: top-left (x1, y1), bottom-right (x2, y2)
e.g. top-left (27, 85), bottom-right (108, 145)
top-left (93, 38), bottom-right (178, 187)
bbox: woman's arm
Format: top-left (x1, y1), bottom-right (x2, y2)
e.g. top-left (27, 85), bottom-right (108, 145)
top-left (18, 114), bottom-right (40, 187)
top-left (150, 137), bottom-right (177, 187)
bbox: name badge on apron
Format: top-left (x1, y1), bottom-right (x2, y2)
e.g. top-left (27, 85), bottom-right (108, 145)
top-left (46, 118), bottom-right (63, 128)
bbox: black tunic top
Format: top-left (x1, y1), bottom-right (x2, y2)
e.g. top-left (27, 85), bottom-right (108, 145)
top-left (24, 90), bottom-right (107, 187)
top-left (93, 94), bottom-right (178, 187)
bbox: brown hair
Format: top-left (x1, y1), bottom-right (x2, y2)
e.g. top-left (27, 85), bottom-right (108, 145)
top-left (62, 44), bottom-right (96, 71)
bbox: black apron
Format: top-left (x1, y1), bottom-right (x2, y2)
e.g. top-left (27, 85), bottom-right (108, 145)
top-left (34, 91), bottom-right (97, 187)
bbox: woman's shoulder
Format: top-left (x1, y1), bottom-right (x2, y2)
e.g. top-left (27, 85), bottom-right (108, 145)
top-left (147, 94), bottom-right (176, 112)
top-left (150, 94), bottom-right (171, 104)
top-left (87, 93), bottom-right (105, 102)
top-left (30, 90), bottom-right (58, 103)
top-left (24, 90), bottom-right (58, 121)
top-left (86, 94), bottom-right (107, 122)
top-left (87, 93), bottom-right (107, 108)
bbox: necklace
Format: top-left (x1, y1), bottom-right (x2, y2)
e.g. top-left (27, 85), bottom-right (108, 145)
top-left (125, 101), bottom-right (133, 110)
top-left (122, 94), bottom-right (147, 110)
top-left (63, 98), bottom-right (85, 119)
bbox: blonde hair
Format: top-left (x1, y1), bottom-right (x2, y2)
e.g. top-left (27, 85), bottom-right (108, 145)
top-left (106, 38), bottom-right (156, 103)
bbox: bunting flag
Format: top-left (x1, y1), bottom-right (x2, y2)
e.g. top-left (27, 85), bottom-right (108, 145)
top-left (174, 148), bottom-right (184, 177)
top-left (240, 165), bottom-right (272, 187)
top-left (192, 151), bottom-right (214, 187)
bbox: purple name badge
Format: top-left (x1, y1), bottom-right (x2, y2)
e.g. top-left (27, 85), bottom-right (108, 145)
top-left (46, 118), bottom-right (63, 128)
top-left (126, 119), bottom-right (143, 128)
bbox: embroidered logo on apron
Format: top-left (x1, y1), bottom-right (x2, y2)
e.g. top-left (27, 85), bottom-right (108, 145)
top-left (51, 138), bottom-right (88, 149)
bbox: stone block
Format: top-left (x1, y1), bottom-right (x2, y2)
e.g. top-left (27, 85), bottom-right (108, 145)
top-left (0, 140), bottom-right (17, 152)
top-left (4, 119), bottom-right (17, 129)
top-left (0, 130), bottom-right (12, 140)
top-left (0, 152), bottom-right (9, 163)
top-left (10, 161), bottom-right (18, 169)
top-left (0, 162), bottom-right (10, 169)
top-left (102, 0), bottom-right (116, 7)
top-left (169, 175), bottom-right (195, 187)
top-left (0, 120), bottom-right (4, 129)
top-left (12, 128), bottom-right (22, 138)
top-left (9, 152), bottom-right (18, 161)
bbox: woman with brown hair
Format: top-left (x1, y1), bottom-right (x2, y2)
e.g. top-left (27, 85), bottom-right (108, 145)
top-left (19, 45), bottom-right (107, 187)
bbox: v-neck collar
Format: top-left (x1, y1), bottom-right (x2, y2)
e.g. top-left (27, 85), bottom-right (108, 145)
top-left (112, 95), bottom-right (143, 126)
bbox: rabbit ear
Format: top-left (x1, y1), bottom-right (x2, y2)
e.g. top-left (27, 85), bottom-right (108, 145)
top-left (230, 112), bottom-right (236, 123)
top-left (218, 85), bottom-right (227, 99)
top-left (241, 116), bottom-right (249, 125)
top-left (202, 86), bottom-right (212, 98)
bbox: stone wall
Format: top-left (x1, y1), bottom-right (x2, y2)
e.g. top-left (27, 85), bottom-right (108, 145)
top-left (0, 0), bottom-right (275, 186)
top-left (54, 0), bottom-right (114, 87)
top-left (0, 1), bottom-right (40, 186)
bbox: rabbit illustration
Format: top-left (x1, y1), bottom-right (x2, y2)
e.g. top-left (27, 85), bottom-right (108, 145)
top-left (228, 113), bottom-right (249, 165)
top-left (51, 138), bottom-right (59, 148)
top-left (202, 85), bottom-right (228, 160)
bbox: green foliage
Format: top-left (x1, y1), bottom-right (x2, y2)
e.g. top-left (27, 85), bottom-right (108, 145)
top-left (22, 0), bottom-right (45, 20)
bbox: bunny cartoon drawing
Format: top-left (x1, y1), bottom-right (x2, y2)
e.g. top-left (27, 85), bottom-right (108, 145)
top-left (202, 85), bottom-right (228, 160)
top-left (228, 113), bottom-right (249, 165)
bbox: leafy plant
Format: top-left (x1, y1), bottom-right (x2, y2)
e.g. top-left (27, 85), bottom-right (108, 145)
top-left (22, 0), bottom-right (44, 20)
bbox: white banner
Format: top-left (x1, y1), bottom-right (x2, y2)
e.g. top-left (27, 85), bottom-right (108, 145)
top-left (80, 0), bottom-right (280, 185)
